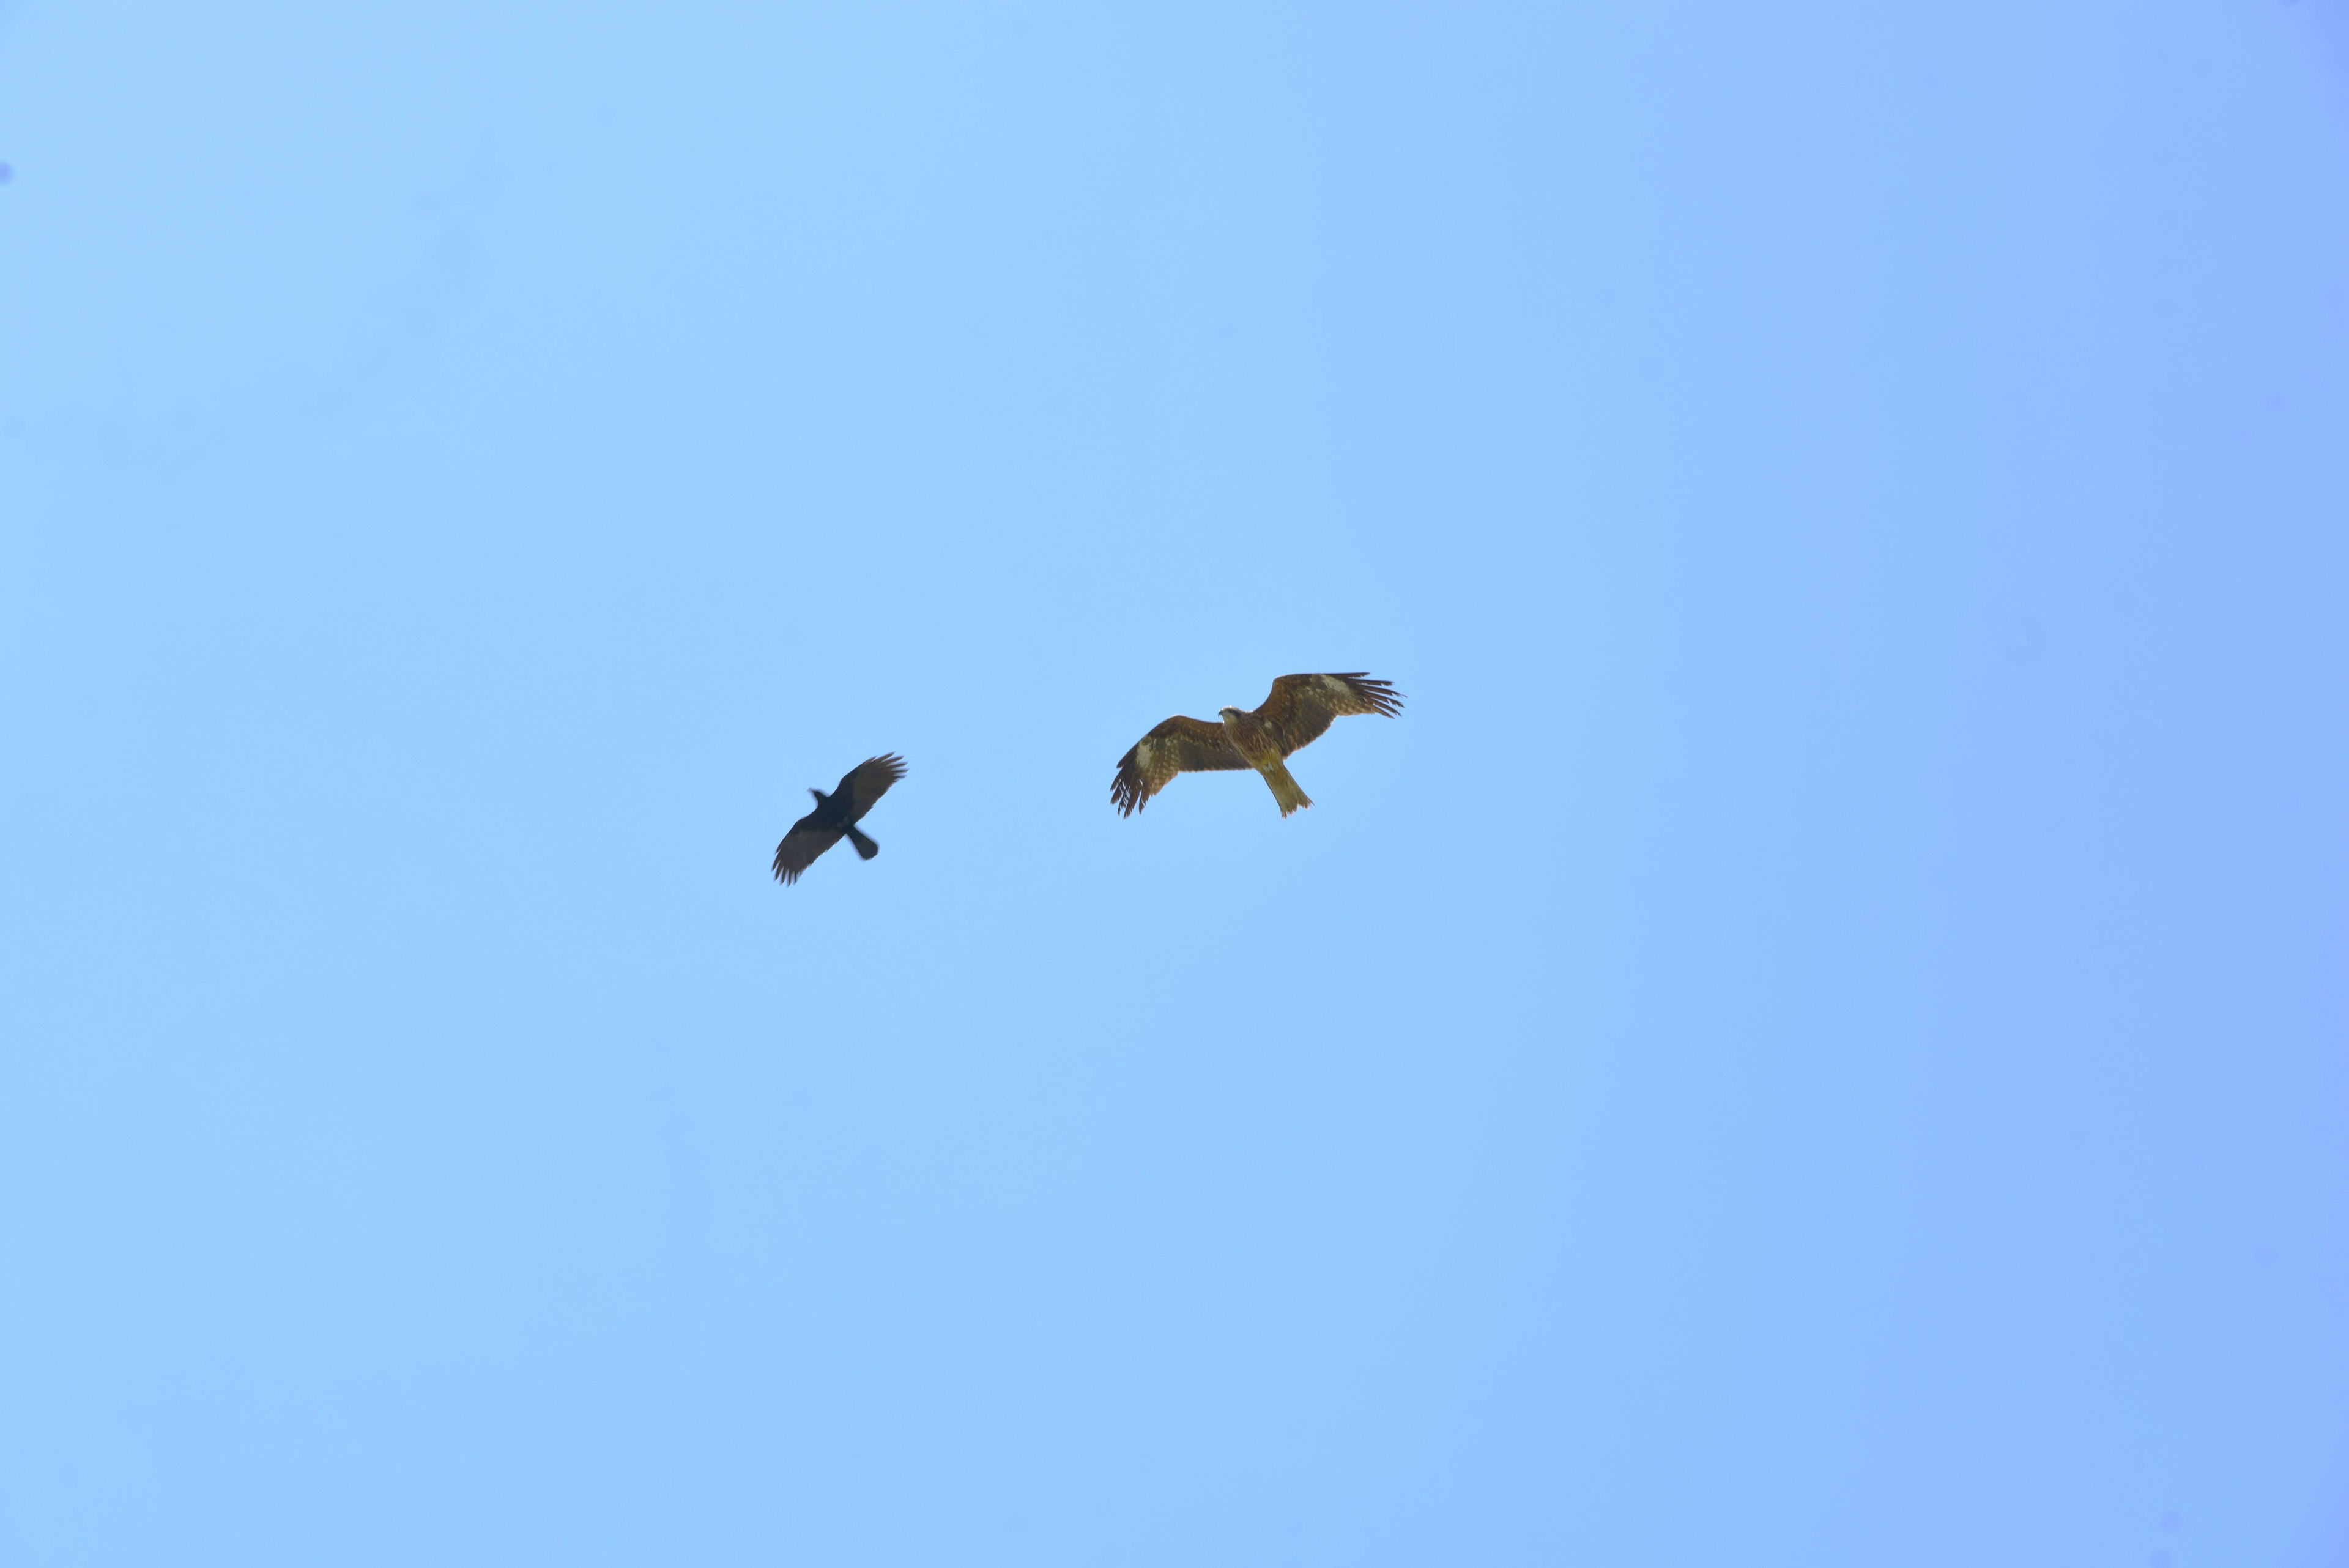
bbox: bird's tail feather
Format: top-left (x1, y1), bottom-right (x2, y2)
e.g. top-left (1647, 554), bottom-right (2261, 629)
top-left (1260, 762), bottom-right (1312, 817)
top-left (844, 824), bottom-right (881, 860)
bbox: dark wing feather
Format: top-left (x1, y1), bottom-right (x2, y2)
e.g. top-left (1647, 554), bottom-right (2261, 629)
top-left (772, 810), bottom-right (845, 885)
top-left (1111, 715), bottom-right (1248, 816)
top-left (1252, 673), bottom-right (1405, 756)
top-left (833, 753), bottom-right (907, 821)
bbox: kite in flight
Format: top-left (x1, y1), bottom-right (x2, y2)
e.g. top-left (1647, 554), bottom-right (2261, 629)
top-left (773, 753), bottom-right (907, 885)
top-left (1111, 673), bottom-right (1403, 818)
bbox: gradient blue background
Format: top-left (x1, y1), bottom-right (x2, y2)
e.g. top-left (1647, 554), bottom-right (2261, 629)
top-left (4, 2), bottom-right (2347, 1563)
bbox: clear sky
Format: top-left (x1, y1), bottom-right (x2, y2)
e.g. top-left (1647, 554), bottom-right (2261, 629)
top-left (3, 2), bottom-right (2347, 1564)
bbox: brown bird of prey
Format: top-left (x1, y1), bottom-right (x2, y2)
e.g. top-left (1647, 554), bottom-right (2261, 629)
top-left (1111, 673), bottom-right (1403, 818)
top-left (773, 754), bottom-right (907, 884)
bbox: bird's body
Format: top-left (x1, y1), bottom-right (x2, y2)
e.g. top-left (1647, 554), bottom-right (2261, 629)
top-left (773, 754), bottom-right (906, 884)
top-left (1111, 673), bottom-right (1402, 817)
top-left (1214, 703), bottom-right (1313, 814)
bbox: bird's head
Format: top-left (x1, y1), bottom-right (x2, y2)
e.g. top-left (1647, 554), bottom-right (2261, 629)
top-left (1217, 705), bottom-right (1243, 723)
top-left (809, 787), bottom-right (827, 803)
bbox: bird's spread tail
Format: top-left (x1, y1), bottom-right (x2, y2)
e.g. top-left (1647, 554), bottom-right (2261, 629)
top-left (1260, 762), bottom-right (1312, 817)
top-left (845, 825), bottom-right (880, 860)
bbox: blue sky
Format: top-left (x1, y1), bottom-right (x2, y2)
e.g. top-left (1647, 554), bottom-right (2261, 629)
top-left (3, 1), bottom-right (2347, 1563)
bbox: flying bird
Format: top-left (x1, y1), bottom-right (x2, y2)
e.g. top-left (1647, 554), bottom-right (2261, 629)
top-left (1111, 673), bottom-right (1402, 818)
top-left (773, 754), bottom-right (907, 884)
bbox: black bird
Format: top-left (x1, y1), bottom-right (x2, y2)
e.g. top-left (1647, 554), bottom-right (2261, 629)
top-left (773, 754), bottom-right (907, 885)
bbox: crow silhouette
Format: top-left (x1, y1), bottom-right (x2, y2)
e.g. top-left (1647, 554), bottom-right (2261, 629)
top-left (772, 754), bottom-right (906, 885)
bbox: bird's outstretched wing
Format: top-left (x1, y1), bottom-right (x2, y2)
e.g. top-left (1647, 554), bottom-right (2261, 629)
top-left (833, 754), bottom-right (907, 821)
top-left (772, 816), bottom-right (843, 885)
top-left (1252, 673), bottom-right (1404, 756)
top-left (1111, 716), bottom-right (1247, 816)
